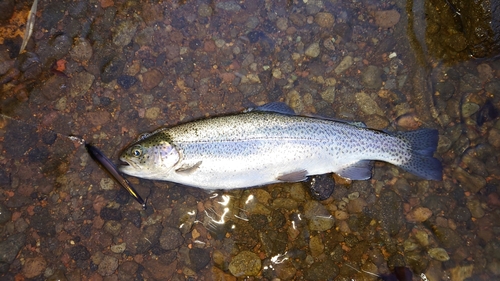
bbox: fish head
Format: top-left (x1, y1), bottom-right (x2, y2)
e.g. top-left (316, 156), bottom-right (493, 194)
top-left (119, 135), bottom-right (180, 179)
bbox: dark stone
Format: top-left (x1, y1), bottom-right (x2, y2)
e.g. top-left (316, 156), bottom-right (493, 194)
top-left (374, 190), bottom-right (404, 236)
top-left (305, 259), bottom-right (339, 281)
top-left (101, 55), bottom-right (126, 83)
top-left (159, 226), bottom-right (184, 250)
top-left (117, 75), bottom-right (137, 89)
top-left (42, 132), bottom-right (57, 145)
top-left (189, 39), bottom-right (202, 50)
top-left (270, 210), bottom-right (286, 229)
top-left (31, 208), bottom-right (56, 236)
top-left (189, 248), bottom-right (211, 272)
top-left (27, 147), bottom-right (50, 163)
top-left (0, 233), bottom-right (26, 272)
top-left (68, 245), bottom-right (91, 261)
top-left (249, 214), bottom-right (268, 230)
top-left (100, 207), bottom-right (123, 221)
top-left (434, 81), bottom-right (455, 100)
top-left (262, 20), bottom-right (277, 33)
top-left (3, 122), bottom-right (38, 158)
top-left (174, 57), bottom-right (194, 75)
top-left (449, 206), bottom-right (472, 222)
top-left (0, 0), bottom-right (15, 21)
top-left (248, 31), bottom-right (264, 43)
top-left (170, 16), bottom-right (186, 29)
top-left (41, 3), bottom-right (67, 30)
top-left (100, 97), bottom-right (111, 106)
top-left (0, 203), bottom-right (10, 225)
top-left (307, 174), bottom-right (335, 201)
top-left (68, 1), bottom-right (89, 18)
top-left (123, 210), bottom-right (142, 228)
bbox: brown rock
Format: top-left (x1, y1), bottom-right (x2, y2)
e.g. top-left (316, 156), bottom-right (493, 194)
top-left (86, 111), bottom-right (111, 127)
top-left (373, 10), bottom-right (400, 28)
top-left (142, 69), bottom-right (163, 90)
top-left (22, 256), bottom-right (47, 278)
top-left (143, 259), bottom-right (177, 280)
top-left (314, 12), bottom-right (335, 28)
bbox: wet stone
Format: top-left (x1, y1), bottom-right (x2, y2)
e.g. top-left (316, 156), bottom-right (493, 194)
top-left (435, 226), bottom-right (463, 249)
top-left (117, 75), bottom-right (137, 89)
top-left (449, 206), bottom-right (472, 222)
top-left (22, 256), bottom-right (47, 278)
top-left (46, 270), bottom-right (68, 281)
top-left (100, 207), bottom-right (122, 221)
top-left (118, 261), bottom-right (138, 281)
top-left (101, 55), bottom-right (126, 83)
top-left (304, 201), bottom-right (335, 231)
top-left (189, 247), bottom-right (211, 272)
top-left (216, 1), bottom-right (241, 12)
top-left (466, 199), bottom-right (485, 218)
top-left (249, 214), bottom-right (268, 230)
top-left (0, 203), bottom-right (12, 224)
top-left (428, 248), bottom-right (450, 261)
top-left (0, 233), bottom-right (26, 271)
top-left (355, 92), bottom-right (384, 116)
top-left (113, 20), bottom-right (138, 47)
top-left (111, 242), bottom-right (126, 254)
top-left (0, 0), bottom-right (14, 20)
top-left (68, 245), bottom-right (91, 261)
top-left (70, 38), bottom-right (93, 62)
top-left (103, 220), bottom-right (122, 236)
top-left (373, 10), bottom-right (401, 28)
top-left (159, 226), bottom-right (184, 250)
top-left (361, 65), bottom-right (383, 89)
top-left (453, 167), bottom-right (486, 193)
top-left (375, 190), bottom-right (404, 235)
top-left (314, 12), bottom-right (335, 28)
top-left (198, 3), bottom-right (213, 17)
top-left (228, 251), bottom-right (261, 277)
top-left (70, 71), bottom-right (95, 97)
top-left (305, 42), bottom-right (321, 58)
top-left (305, 259), bottom-right (339, 281)
top-left (334, 55), bottom-right (353, 74)
top-left (98, 255), bottom-right (119, 276)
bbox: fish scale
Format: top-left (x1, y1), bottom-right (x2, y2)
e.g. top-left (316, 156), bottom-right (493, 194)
top-left (120, 103), bottom-right (442, 189)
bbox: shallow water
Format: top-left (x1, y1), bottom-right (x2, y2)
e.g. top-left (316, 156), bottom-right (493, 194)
top-left (0, 0), bottom-right (499, 280)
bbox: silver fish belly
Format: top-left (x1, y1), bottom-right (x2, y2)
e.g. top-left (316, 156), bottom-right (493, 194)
top-left (119, 105), bottom-right (442, 190)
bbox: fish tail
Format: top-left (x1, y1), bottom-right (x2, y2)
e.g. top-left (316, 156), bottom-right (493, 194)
top-left (394, 129), bottom-right (443, 180)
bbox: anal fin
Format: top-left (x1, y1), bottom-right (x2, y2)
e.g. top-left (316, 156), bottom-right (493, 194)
top-left (336, 160), bottom-right (373, 180)
top-left (277, 169), bottom-right (308, 182)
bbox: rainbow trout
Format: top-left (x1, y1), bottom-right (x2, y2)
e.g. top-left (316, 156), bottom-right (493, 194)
top-left (119, 103), bottom-right (442, 189)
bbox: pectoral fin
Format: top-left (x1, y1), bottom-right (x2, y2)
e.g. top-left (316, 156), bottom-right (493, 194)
top-left (336, 160), bottom-right (373, 180)
top-left (175, 161), bottom-right (202, 175)
top-left (277, 169), bottom-right (308, 182)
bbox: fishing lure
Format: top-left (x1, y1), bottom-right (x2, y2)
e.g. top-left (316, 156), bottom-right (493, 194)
top-left (86, 143), bottom-right (147, 209)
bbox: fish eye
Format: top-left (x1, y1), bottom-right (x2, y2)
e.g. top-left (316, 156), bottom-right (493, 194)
top-left (131, 146), bottom-right (143, 157)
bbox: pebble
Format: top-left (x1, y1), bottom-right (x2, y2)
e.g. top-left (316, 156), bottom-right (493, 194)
top-left (406, 207), bottom-right (433, 222)
top-left (334, 55), bottom-right (353, 74)
top-left (320, 86), bottom-right (336, 103)
top-left (428, 248), bottom-right (450, 261)
top-left (355, 92), bottom-right (385, 116)
top-left (145, 107), bottom-right (161, 120)
top-left (98, 255), bottom-right (119, 276)
top-left (309, 236), bottom-right (324, 257)
top-left (117, 75), bottom-right (137, 89)
top-left (100, 178), bottom-right (115, 190)
top-left (373, 10), bottom-right (401, 28)
top-left (216, 1), bottom-right (241, 12)
top-left (453, 167), bottom-right (486, 193)
top-left (0, 233), bottom-right (25, 271)
top-left (70, 71), bottom-right (95, 97)
top-left (305, 42), bottom-right (321, 58)
top-left (276, 18), bottom-right (288, 31)
top-left (111, 242), bottom-right (127, 254)
top-left (197, 4), bottom-right (213, 17)
top-left (375, 190), bottom-right (404, 235)
top-left (450, 264), bottom-right (474, 281)
top-left (142, 69), bottom-right (163, 90)
top-left (304, 201), bottom-right (335, 231)
top-left (159, 226), bottom-right (184, 250)
top-left (100, 55), bottom-right (126, 83)
top-left (228, 251), bottom-right (261, 277)
top-left (461, 102), bottom-right (480, 118)
top-left (22, 256), bottom-right (47, 278)
top-left (113, 20), bottom-right (138, 47)
top-left (0, 203), bottom-right (11, 224)
top-left (314, 12), bottom-right (335, 28)
top-left (0, 0), bottom-right (14, 20)
top-left (100, 207), bottom-right (122, 221)
top-left (305, 259), bottom-right (339, 280)
top-left (68, 245), bottom-right (91, 261)
top-left (103, 220), bottom-right (122, 236)
top-left (466, 198), bottom-right (485, 218)
top-left (414, 229), bottom-right (430, 246)
top-left (188, 247), bottom-right (211, 272)
top-left (434, 226), bottom-right (463, 249)
top-left (361, 65), bottom-right (383, 89)
top-left (488, 128), bottom-right (500, 147)
top-left (70, 38), bottom-right (93, 62)
top-left (347, 198), bottom-right (367, 213)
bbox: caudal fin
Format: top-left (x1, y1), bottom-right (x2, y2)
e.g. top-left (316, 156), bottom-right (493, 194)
top-left (394, 129), bottom-right (443, 180)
